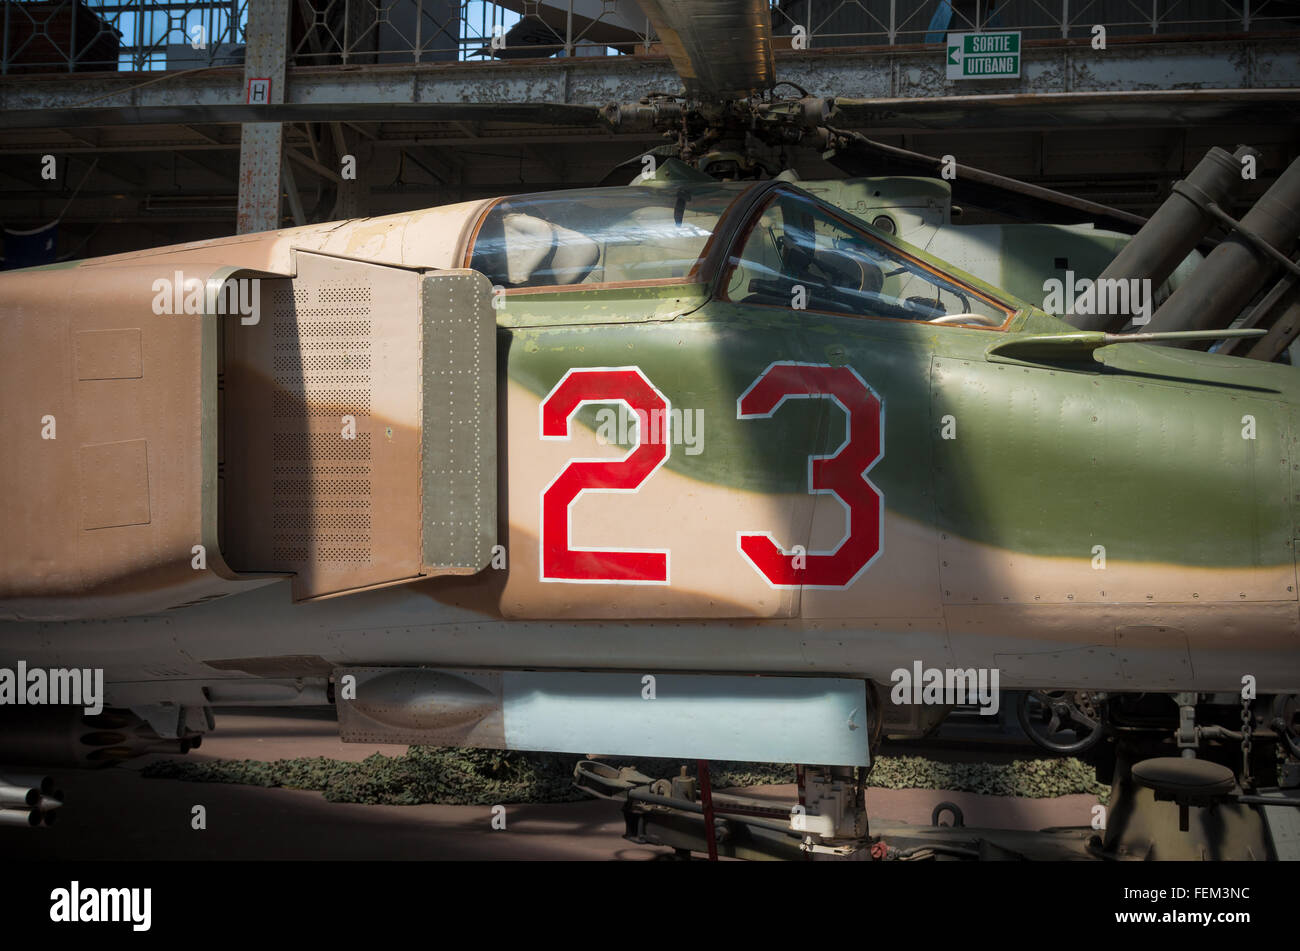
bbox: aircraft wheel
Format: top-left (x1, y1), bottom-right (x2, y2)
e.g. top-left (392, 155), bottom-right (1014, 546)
top-left (1017, 690), bottom-right (1107, 754)
top-left (1272, 694), bottom-right (1300, 759)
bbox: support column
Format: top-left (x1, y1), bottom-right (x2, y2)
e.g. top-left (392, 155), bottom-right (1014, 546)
top-left (237, 0), bottom-right (291, 234)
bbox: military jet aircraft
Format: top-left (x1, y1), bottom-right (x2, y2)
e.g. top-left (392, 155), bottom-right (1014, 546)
top-left (4, 155), bottom-right (1300, 857)
top-left (2, 0), bottom-right (1299, 860)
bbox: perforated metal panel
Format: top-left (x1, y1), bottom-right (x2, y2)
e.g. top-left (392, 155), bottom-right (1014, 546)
top-left (269, 272), bottom-right (375, 566)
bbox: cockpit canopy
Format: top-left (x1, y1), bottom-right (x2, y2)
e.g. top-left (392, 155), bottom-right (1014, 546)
top-left (466, 181), bottom-right (1015, 330)
top-left (724, 189), bottom-right (1013, 327)
top-left (468, 183), bottom-right (749, 288)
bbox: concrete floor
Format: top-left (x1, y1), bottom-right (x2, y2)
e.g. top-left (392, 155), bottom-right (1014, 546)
top-left (0, 710), bottom-right (1097, 860)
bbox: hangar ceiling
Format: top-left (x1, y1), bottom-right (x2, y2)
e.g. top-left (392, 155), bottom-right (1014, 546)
top-left (0, 0), bottom-right (1297, 261)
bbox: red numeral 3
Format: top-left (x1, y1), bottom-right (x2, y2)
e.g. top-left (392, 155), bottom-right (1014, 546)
top-left (737, 362), bottom-right (883, 588)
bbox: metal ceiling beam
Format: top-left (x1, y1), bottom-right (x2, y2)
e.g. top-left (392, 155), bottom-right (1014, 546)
top-left (1, 35), bottom-right (1295, 128)
top-left (58, 128), bottom-right (99, 148)
top-left (285, 147), bottom-right (344, 184)
top-left (407, 144), bottom-right (463, 178)
top-left (77, 155), bottom-right (146, 189)
top-left (183, 125), bottom-right (226, 146)
top-left (0, 130), bottom-right (666, 154)
top-left (328, 121), bottom-right (360, 219)
top-left (280, 153), bottom-right (308, 226)
top-left (397, 148), bottom-right (449, 185)
top-left (3, 88), bottom-right (1294, 136)
top-left (172, 149), bottom-right (240, 184)
top-left (0, 102), bottom-right (610, 131)
top-left (0, 165), bottom-right (39, 189)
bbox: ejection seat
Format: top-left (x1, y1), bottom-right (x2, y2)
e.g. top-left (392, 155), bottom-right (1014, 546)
top-left (498, 213), bottom-right (599, 286)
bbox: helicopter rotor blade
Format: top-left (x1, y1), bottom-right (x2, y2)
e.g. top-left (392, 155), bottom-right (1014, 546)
top-left (636, 0), bottom-right (776, 100)
top-left (818, 127), bottom-right (1147, 234)
top-left (0, 100), bottom-right (611, 132)
top-left (828, 90), bottom-right (1300, 133)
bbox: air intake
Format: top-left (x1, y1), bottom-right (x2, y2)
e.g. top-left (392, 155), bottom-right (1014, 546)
top-left (222, 252), bottom-right (495, 600)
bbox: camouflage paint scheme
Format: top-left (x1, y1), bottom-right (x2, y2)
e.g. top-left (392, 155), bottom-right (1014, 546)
top-left (1, 179), bottom-right (1297, 715)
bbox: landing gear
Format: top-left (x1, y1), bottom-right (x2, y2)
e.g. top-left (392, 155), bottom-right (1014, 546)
top-left (574, 759), bottom-right (872, 861)
top-left (575, 691), bottom-right (1300, 860)
top-left (1272, 693), bottom-right (1300, 760)
top-left (796, 765), bottom-right (870, 859)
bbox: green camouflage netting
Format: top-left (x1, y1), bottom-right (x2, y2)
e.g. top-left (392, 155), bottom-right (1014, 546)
top-left (142, 746), bottom-right (1109, 804)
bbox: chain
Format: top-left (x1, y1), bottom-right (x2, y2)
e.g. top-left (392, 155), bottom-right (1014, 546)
top-left (1241, 694), bottom-right (1254, 789)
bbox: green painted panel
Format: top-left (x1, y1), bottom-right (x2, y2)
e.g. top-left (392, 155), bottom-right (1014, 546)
top-left (422, 271), bottom-right (497, 570)
top-left (932, 355), bottom-right (1293, 567)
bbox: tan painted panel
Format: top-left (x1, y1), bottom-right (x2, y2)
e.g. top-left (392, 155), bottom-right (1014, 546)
top-left (77, 199), bottom-right (489, 277)
top-left (79, 439), bottom-right (151, 530)
top-left (1115, 623), bottom-right (1194, 686)
top-left (994, 645), bottom-right (1124, 687)
top-left (801, 509), bottom-right (943, 619)
top-left (799, 616), bottom-right (952, 673)
top-left (0, 263), bottom-right (211, 614)
top-left (946, 601), bottom-right (1299, 691)
top-left (940, 534), bottom-right (1295, 605)
top-left (75, 329), bottom-right (142, 380)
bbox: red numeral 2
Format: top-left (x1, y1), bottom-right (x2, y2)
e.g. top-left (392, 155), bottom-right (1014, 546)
top-left (736, 362), bottom-right (884, 588)
top-left (539, 367), bottom-right (671, 583)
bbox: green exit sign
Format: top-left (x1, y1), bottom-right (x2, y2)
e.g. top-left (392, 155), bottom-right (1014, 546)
top-left (946, 31), bottom-right (1021, 79)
